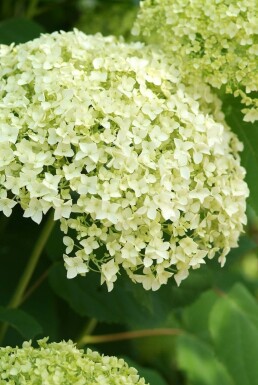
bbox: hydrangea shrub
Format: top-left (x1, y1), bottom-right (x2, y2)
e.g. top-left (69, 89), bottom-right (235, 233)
top-left (0, 30), bottom-right (248, 291)
top-left (132, 0), bottom-right (258, 122)
top-left (0, 339), bottom-right (147, 384)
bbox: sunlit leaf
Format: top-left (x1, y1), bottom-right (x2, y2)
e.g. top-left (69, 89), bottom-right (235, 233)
top-left (210, 283), bottom-right (258, 385)
top-left (182, 290), bottom-right (218, 340)
top-left (177, 334), bottom-right (233, 385)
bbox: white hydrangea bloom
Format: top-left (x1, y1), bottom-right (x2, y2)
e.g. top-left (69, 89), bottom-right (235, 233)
top-left (0, 339), bottom-right (147, 384)
top-left (0, 30), bottom-right (248, 291)
top-left (132, 0), bottom-right (258, 122)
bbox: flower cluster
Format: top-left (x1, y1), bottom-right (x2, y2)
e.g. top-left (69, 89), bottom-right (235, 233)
top-left (0, 339), bottom-right (147, 384)
top-left (132, 0), bottom-right (258, 122)
top-left (0, 30), bottom-right (248, 291)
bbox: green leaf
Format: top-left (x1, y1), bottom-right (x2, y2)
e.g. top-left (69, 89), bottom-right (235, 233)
top-left (0, 18), bottom-right (44, 44)
top-left (166, 265), bottom-right (212, 309)
top-left (223, 95), bottom-right (258, 216)
top-left (49, 262), bottom-right (211, 327)
top-left (0, 307), bottom-right (42, 340)
top-left (209, 283), bottom-right (258, 385)
top-left (49, 263), bottom-right (149, 325)
top-left (177, 334), bottom-right (233, 385)
top-left (22, 280), bottom-right (60, 342)
top-left (49, 263), bottom-right (164, 326)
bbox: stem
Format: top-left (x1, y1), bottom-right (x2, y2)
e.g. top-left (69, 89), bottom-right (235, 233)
top-left (213, 286), bottom-right (225, 297)
top-left (77, 328), bottom-right (183, 348)
top-left (1, 0), bottom-right (13, 19)
top-left (25, 0), bottom-right (39, 18)
top-left (76, 318), bottom-right (98, 346)
top-left (0, 211), bottom-right (55, 343)
top-left (21, 268), bottom-right (50, 304)
top-left (9, 211), bottom-right (55, 309)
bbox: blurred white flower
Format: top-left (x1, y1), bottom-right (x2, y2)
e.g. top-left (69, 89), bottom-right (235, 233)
top-left (133, 0), bottom-right (258, 121)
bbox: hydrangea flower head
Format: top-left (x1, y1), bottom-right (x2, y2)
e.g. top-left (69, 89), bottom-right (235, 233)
top-left (132, 0), bottom-right (258, 122)
top-left (0, 30), bottom-right (248, 291)
top-left (0, 339), bottom-right (147, 384)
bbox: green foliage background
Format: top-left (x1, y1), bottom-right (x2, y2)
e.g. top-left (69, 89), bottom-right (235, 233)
top-left (0, 1), bottom-right (258, 384)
